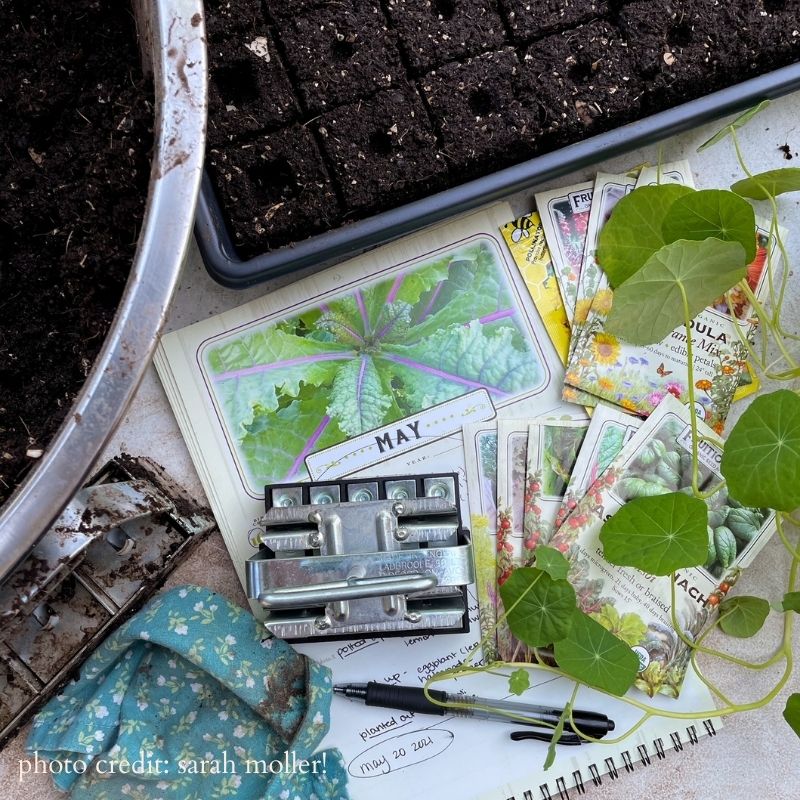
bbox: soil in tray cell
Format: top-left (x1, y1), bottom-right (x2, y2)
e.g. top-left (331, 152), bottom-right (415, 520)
top-left (742, 1), bottom-right (800, 64)
top-left (275, 0), bottom-right (404, 114)
top-left (498, 0), bottom-right (610, 45)
top-left (316, 83), bottom-right (447, 215)
top-left (617, 1), bottom-right (763, 112)
top-left (519, 19), bottom-right (644, 145)
top-left (383, 0), bottom-right (506, 74)
top-left (204, 0), bottom-right (272, 36)
top-left (422, 49), bottom-right (540, 176)
top-left (0, 0), bottom-right (151, 507)
top-left (207, 35), bottom-right (299, 146)
top-left (206, 125), bottom-right (343, 259)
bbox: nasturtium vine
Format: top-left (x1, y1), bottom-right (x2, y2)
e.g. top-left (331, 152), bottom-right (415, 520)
top-left (599, 493), bottom-right (709, 575)
top-left (721, 390), bottom-right (800, 512)
top-left (427, 103), bottom-right (800, 758)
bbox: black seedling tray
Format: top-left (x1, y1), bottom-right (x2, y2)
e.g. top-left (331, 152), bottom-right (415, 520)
top-left (195, 62), bottom-right (800, 289)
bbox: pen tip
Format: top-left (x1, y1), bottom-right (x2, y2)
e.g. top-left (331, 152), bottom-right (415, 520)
top-left (608, 719), bottom-right (615, 732)
top-left (332, 686), bottom-right (346, 695)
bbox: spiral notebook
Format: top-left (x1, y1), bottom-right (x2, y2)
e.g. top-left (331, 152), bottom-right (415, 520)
top-left (297, 623), bottom-right (719, 800)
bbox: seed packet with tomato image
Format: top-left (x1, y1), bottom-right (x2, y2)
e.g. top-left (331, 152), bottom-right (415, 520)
top-left (520, 418), bottom-right (589, 565)
top-left (535, 181), bottom-right (593, 324)
top-left (550, 395), bottom-right (777, 698)
top-left (553, 404), bottom-right (642, 535)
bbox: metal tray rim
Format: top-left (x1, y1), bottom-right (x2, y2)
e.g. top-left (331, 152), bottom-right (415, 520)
top-left (196, 61), bottom-right (800, 289)
top-left (0, 0), bottom-right (208, 580)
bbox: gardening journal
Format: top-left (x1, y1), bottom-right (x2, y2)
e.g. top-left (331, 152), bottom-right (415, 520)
top-left (155, 204), bottom-right (762, 799)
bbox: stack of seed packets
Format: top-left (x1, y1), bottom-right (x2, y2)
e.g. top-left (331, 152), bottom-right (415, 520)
top-left (536, 161), bottom-right (765, 427)
top-left (463, 206), bottom-right (776, 692)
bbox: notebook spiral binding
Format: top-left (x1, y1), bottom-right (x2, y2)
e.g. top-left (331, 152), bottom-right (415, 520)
top-left (509, 719), bottom-right (717, 800)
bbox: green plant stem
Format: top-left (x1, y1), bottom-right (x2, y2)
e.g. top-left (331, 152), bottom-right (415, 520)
top-left (731, 128), bottom-right (800, 340)
top-left (731, 131), bottom-right (778, 312)
top-left (776, 513), bottom-right (800, 561)
top-left (678, 282), bottom-right (726, 499)
top-left (723, 290), bottom-right (800, 381)
top-left (739, 281), bottom-right (800, 372)
top-left (669, 575), bottom-right (786, 670)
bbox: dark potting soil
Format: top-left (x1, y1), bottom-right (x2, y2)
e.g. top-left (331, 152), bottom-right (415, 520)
top-left (205, 0), bottom-right (800, 262)
top-left (0, 0), bottom-right (153, 506)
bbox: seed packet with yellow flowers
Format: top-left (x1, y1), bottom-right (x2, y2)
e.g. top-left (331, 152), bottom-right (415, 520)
top-left (565, 225), bottom-right (775, 434)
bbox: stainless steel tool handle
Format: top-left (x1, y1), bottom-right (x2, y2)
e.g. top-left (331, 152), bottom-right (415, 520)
top-left (257, 573), bottom-right (438, 609)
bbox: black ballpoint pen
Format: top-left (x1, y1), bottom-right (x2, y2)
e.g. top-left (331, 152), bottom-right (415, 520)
top-left (334, 682), bottom-right (615, 743)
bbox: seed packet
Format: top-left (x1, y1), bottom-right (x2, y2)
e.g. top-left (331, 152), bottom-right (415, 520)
top-left (550, 395), bottom-right (777, 698)
top-left (535, 181), bottom-right (593, 324)
top-left (553, 404), bottom-right (643, 534)
top-left (565, 225), bottom-right (774, 432)
top-left (463, 421), bottom-right (499, 660)
top-left (520, 419), bottom-right (589, 563)
top-left (634, 159), bottom-right (694, 188)
top-left (564, 171), bottom-right (640, 408)
top-left (495, 419), bottom-right (533, 661)
top-left (500, 212), bottom-right (571, 364)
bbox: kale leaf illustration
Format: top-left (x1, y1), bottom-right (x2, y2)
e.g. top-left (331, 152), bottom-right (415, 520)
top-left (206, 241), bottom-right (541, 487)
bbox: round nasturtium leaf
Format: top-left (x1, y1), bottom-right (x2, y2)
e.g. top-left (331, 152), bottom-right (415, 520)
top-left (596, 184), bottom-right (695, 288)
top-left (717, 596), bottom-right (770, 638)
top-left (605, 238), bottom-right (747, 346)
top-left (553, 611), bottom-right (640, 696)
top-left (599, 492), bottom-right (709, 575)
top-left (534, 545), bottom-right (570, 581)
top-left (721, 390), bottom-right (800, 512)
top-left (784, 693), bottom-right (800, 739)
top-left (661, 189), bottom-right (756, 265)
top-left (731, 167), bottom-right (800, 200)
top-left (499, 567), bottom-right (577, 648)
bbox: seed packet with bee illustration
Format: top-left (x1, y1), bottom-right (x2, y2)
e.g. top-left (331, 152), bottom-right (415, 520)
top-left (520, 418), bottom-right (589, 564)
top-left (550, 395), bottom-right (777, 699)
top-left (463, 421), bottom-right (500, 660)
top-left (500, 212), bottom-right (571, 364)
top-left (535, 181), bottom-right (593, 324)
top-left (553, 404), bottom-right (643, 535)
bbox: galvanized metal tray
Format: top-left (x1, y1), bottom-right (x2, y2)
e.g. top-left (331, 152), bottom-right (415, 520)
top-left (0, 0), bottom-right (207, 581)
top-left (196, 62), bottom-right (800, 289)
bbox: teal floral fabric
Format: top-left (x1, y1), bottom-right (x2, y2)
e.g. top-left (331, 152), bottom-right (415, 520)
top-left (27, 585), bottom-right (349, 800)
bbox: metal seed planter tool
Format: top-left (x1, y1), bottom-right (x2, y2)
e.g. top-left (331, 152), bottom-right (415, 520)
top-left (0, 456), bottom-right (215, 747)
top-left (247, 475), bottom-right (473, 640)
